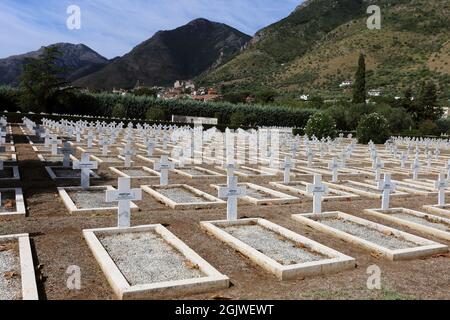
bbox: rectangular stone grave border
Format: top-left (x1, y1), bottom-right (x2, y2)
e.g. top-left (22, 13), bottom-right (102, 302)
top-left (211, 182), bottom-right (300, 205)
top-left (0, 188), bottom-right (26, 217)
top-left (45, 166), bottom-right (100, 180)
top-left (423, 204), bottom-right (450, 219)
top-left (324, 180), bottom-right (408, 199)
top-left (365, 179), bottom-right (440, 196)
top-left (58, 185), bottom-right (139, 214)
top-left (0, 166), bottom-right (20, 181)
top-left (109, 166), bottom-right (160, 179)
top-left (37, 154), bottom-right (77, 164)
top-left (364, 208), bottom-right (450, 241)
top-left (141, 184), bottom-right (225, 209)
top-left (83, 224), bottom-right (229, 300)
top-left (0, 234), bottom-right (38, 300)
top-left (292, 211), bottom-right (447, 261)
top-left (172, 166), bottom-right (224, 179)
top-left (90, 154), bottom-right (123, 164)
top-left (270, 181), bottom-right (359, 201)
top-left (200, 218), bottom-right (355, 280)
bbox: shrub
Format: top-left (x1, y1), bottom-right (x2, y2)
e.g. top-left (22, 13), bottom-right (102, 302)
top-left (418, 120), bottom-right (439, 136)
top-left (436, 118), bottom-right (450, 135)
top-left (146, 107), bottom-right (166, 121)
top-left (356, 113), bottom-right (390, 144)
top-left (229, 111), bottom-right (246, 127)
top-left (304, 112), bottom-right (337, 139)
top-left (375, 104), bottom-right (414, 133)
top-left (112, 103), bottom-right (126, 118)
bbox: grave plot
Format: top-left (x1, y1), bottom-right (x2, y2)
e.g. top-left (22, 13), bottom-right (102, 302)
top-left (269, 181), bottom-right (359, 201)
top-left (292, 212), bottom-right (448, 260)
top-left (215, 166), bottom-right (275, 177)
top-left (0, 166), bottom-right (20, 181)
top-left (45, 166), bottom-right (99, 180)
top-left (364, 208), bottom-right (450, 241)
top-left (403, 179), bottom-right (450, 190)
top-left (296, 165), bottom-right (362, 177)
top-left (37, 154), bottom-right (76, 165)
top-left (0, 153), bottom-right (17, 164)
top-left (76, 146), bottom-right (101, 154)
top-left (58, 186), bottom-right (139, 214)
top-left (200, 218), bottom-right (355, 280)
top-left (142, 184), bottom-right (225, 209)
top-left (0, 188), bottom-right (26, 217)
top-left (364, 179), bottom-right (438, 196)
top-left (324, 180), bottom-right (408, 199)
top-left (31, 145), bottom-right (52, 153)
top-left (172, 166), bottom-right (224, 179)
top-left (211, 183), bottom-right (300, 205)
top-left (0, 234), bottom-right (39, 300)
top-left (109, 166), bottom-right (160, 179)
top-left (83, 224), bottom-right (229, 300)
top-left (90, 154), bottom-right (123, 164)
top-left (423, 204), bottom-right (450, 219)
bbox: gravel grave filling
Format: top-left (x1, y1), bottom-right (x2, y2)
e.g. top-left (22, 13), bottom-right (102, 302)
top-left (0, 191), bottom-right (17, 212)
top-left (221, 224), bottom-right (327, 265)
top-left (53, 168), bottom-right (83, 178)
top-left (319, 217), bottom-right (419, 250)
top-left (180, 168), bottom-right (214, 176)
top-left (68, 189), bottom-right (112, 209)
top-left (157, 187), bottom-right (209, 203)
top-left (388, 211), bottom-right (450, 232)
top-left (0, 242), bottom-right (22, 300)
top-left (121, 169), bottom-right (157, 177)
top-left (245, 188), bottom-right (278, 200)
top-left (97, 231), bottom-right (204, 286)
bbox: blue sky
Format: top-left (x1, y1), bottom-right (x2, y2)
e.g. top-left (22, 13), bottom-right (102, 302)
top-left (0, 0), bottom-right (302, 59)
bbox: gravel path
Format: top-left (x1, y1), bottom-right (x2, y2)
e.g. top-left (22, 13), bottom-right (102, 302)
top-left (98, 231), bottom-right (204, 286)
top-left (68, 189), bottom-right (112, 209)
top-left (222, 224), bottom-right (327, 265)
top-left (391, 212), bottom-right (450, 232)
top-left (320, 218), bottom-right (419, 250)
top-left (0, 242), bottom-right (22, 300)
top-left (158, 188), bottom-right (208, 203)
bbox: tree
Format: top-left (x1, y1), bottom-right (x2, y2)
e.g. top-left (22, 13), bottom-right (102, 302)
top-left (229, 111), bottom-right (246, 127)
top-left (19, 46), bottom-right (70, 113)
top-left (304, 112), bottom-right (337, 139)
top-left (146, 107), bottom-right (166, 121)
top-left (356, 113), bottom-right (390, 144)
top-left (352, 53), bottom-right (366, 104)
top-left (112, 103), bottom-right (126, 118)
top-left (416, 81), bottom-right (442, 122)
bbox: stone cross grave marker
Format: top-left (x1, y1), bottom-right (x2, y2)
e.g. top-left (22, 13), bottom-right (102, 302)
top-left (280, 156), bottom-right (293, 184)
top-left (58, 142), bottom-right (74, 167)
top-left (50, 136), bottom-right (62, 156)
top-left (218, 176), bottom-right (246, 221)
top-left (145, 138), bottom-right (155, 157)
top-left (435, 173), bottom-right (448, 207)
top-left (400, 151), bottom-right (407, 169)
top-left (0, 145), bottom-right (5, 170)
top-left (411, 156), bottom-right (420, 180)
top-left (378, 173), bottom-right (396, 210)
top-left (154, 155), bottom-right (174, 186)
top-left (40, 130), bottom-right (51, 147)
top-left (73, 153), bottom-right (98, 189)
top-left (106, 177), bottom-right (142, 228)
top-left (121, 145), bottom-right (135, 168)
top-left (306, 174), bottom-right (328, 214)
top-left (224, 163), bottom-right (236, 185)
top-left (446, 160), bottom-right (450, 180)
top-left (373, 156), bottom-right (384, 181)
top-left (328, 157), bottom-right (341, 183)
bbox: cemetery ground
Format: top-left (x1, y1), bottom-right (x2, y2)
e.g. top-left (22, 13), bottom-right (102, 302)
top-left (0, 124), bottom-right (449, 300)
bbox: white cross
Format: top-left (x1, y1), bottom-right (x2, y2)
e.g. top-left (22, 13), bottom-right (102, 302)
top-left (306, 174), bottom-right (328, 214)
top-left (0, 130), bottom-right (6, 145)
top-left (446, 160), bottom-right (450, 180)
top-left (0, 145), bottom-right (5, 170)
top-left (281, 156), bottom-right (293, 183)
top-left (57, 142), bottom-right (74, 167)
top-left (40, 131), bottom-right (50, 147)
top-left (223, 162), bottom-right (236, 185)
top-left (218, 176), bottom-right (246, 221)
top-left (378, 173), bottom-right (396, 210)
top-left (85, 131), bottom-right (95, 148)
top-left (50, 136), bottom-right (62, 156)
top-left (426, 151), bottom-right (432, 169)
top-left (73, 153), bottom-right (98, 189)
top-left (411, 156), bottom-right (420, 180)
top-left (400, 152), bottom-right (407, 168)
top-left (106, 177), bottom-right (142, 228)
top-left (154, 155), bottom-right (174, 186)
top-left (328, 157), bottom-right (341, 183)
top-left (372, 157), bottom-right (384, 181)
top-left (145, 139), bottom-right (155, 157)
top-left (435, 173), bottom-right (448, 207)
top-left (306, 148), bottom-right (314, 167)
top-left (121, 145), bottom-right (135, 168)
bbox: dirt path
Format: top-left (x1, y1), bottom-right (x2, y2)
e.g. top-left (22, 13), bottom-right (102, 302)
top-left (0, 124), bottom-right (449, 300)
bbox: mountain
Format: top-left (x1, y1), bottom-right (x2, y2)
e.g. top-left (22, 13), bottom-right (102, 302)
top-left (74, 18), bottom-right (251, 90)
top-left (199, 0), bottom-right (450, 98)
top-left (0, 43), bottom-right (109, 87)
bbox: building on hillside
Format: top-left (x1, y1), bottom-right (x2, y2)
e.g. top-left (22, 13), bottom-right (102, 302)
top-left (299, 94), bottom-right (309, 101)
top-left (368, 88), bottom-right (383, 97)
top-left (339, 80), bottom-right (353, 88)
